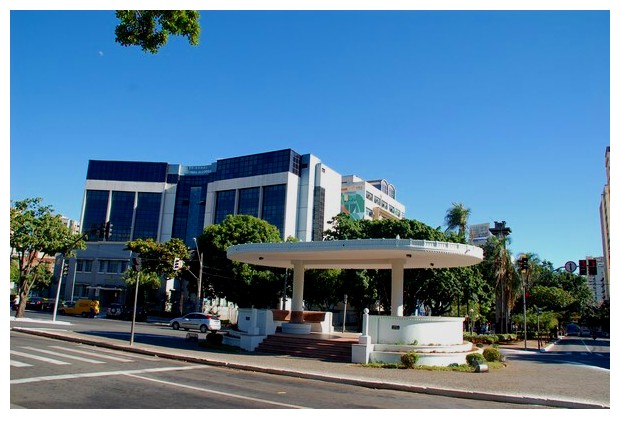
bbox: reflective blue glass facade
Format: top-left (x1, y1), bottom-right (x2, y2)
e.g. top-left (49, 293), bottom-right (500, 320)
top-left (134, 192), bottom-right (162, 240)
top-left (87, 160), bottom-right (168, 182)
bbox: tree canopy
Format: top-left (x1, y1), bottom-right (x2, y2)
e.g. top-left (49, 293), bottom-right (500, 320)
top-left (198, 215), bottom-right (284, 308)
top-left (10, 198), bottom-right (86, 318)
top-left (115, 10), bottom-right (200, 54)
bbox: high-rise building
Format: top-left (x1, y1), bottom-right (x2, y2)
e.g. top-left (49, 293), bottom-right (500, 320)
top-left (584, 256), bottom-right (606, 305)
top-left (67, 149), bottom-right (404, 307)
top-left (599, 146), bottom-right (610, 300)
top-left (469, 223), bottom-right (492, 246)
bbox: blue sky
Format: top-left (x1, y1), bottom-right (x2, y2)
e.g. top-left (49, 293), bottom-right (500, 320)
top-left (7, 5), bottom-right (613, 270)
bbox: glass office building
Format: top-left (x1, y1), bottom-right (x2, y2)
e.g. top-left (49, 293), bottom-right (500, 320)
top-left (70, 149), bottom-right (343, 306)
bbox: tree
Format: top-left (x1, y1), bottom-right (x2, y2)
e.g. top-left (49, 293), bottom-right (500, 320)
top-left (480, 235), bottom-right (518, 333)
top-left (10, 198), bottom-right (86, 318)
top-left (444, 202), bottom-right (471, 237)
top-left (125, 237), bottom-right (190, 279)
top-left (115, 10), bottom-right (200, 54)
top-left (198, 215), bottom-right (283, 308)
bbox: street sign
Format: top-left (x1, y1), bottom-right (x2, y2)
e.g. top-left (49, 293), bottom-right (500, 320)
top-left (565, 261), bottom-right (577, 273)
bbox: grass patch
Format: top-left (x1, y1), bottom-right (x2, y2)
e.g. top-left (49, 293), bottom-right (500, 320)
top-left (359, 361), bottom-right (505, 372)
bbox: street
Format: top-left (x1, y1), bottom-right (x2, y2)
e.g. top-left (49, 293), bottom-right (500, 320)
top-left (11, 330), bottom-right (544, 409)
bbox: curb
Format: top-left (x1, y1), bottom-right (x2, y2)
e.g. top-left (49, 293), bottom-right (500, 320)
top-left (11, 327), bottom-right (607, 409)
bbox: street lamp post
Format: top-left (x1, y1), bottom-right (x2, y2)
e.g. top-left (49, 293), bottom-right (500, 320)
top-left (193, 238), bottom-right (203, 313)
top-left (342, 294), bottom-right (348, 333)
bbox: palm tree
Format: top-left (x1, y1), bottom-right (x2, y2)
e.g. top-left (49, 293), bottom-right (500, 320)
top-left (444, 202), bottom-right (471, 238)
top-left (484, 235), bottom-right (518, 333)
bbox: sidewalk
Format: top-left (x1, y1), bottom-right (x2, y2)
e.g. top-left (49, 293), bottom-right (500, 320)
top-left (10, 320), bottom-right (609, 409)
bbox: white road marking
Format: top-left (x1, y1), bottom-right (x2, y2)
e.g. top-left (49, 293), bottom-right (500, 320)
top-left (21, 346), bottom-right (105, 364)
top-left (50, 345), bottom-right (134, 362)
top-left (78, 346), bottom-right (160, 361)
top-left (11, 364), bottom-right (204, 385)
top-left (10, 360), bottom-right (32, 367)
top-left (126, 373), bottom-right (308, 409)
top-left (10, 350), bottom-right (70, 365)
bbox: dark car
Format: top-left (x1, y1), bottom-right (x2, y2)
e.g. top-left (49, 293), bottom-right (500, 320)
top-left (26, 296), bottom-right (45, 310)
top-left (106, 303), bottom-right (126, 319)
top-left (106, 304), bottom-right (147, 322)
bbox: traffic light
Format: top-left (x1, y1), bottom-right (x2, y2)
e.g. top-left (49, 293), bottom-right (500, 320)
top-left (587, 259), bottom-right (597, 276)
top-left (578, 260), bottom-right (587, 275)
top-left (62, 262), bottom-right (69, 277)
top-left (104, 221), bottom-right (113, 240)
top-left (131, 256), bottom-right (142, 271)
top-left (518, 256), bottom-right (529, 271)
top-left (173, 258), bottom-right (184, 270)
top-left (98, 223), bottom-right (105, 240)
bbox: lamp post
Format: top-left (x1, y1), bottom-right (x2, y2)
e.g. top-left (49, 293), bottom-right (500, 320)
top-left (129, 255), bottom-right (141, 346)
top-left (342, 294), bottom-right (348, 333)
top-left (193, 238), bottom-right (203, 313)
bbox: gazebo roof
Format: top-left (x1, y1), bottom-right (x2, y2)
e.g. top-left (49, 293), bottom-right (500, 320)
top-left (227, 238), bottom-right (483, 270)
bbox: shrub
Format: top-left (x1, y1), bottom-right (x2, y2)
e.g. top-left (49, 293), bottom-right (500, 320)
top-left (400, 352), bottom-right (419, 369)
top-left (206, 332), bottom-right (223, 345)
top-left (466, 353), bottom-right (486, 367)
top-left (483, 347), bottom-right (502, 362)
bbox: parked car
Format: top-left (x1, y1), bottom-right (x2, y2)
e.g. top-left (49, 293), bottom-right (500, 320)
top-left (170, 312), bottom-right (221, 333)
top-left (106, 304), bottom-right (147, 322)
top-left (565, 323), bottom-right (580, 336)
top-left (580, 326), bottom-right (591, 337)
top-left (59, 299), bottom-right (100, 317)
top-left (106, 303), bottom-right (126, 319)
top-left (26, 296), bottom-right (45, 310)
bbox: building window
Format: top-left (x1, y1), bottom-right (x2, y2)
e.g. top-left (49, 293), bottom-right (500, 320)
top-left (98, 260), bottom-right (108, 273)
top-left (133, 192), bottom-right (162, 240)
top-left (366, 191), bottom-right (374, 201)
top-left (261, 184), bottom-right (286, 236)
top-left (215, 190), bottom-right (236, 224)
top-left (76, 260), bottom-right (93, 273)
top-left (238, 187), bottom-right (260, 218)
top-left (110, 191), bottom-right (134, 242)
top-left (83, 190), bottom-right (109, 241)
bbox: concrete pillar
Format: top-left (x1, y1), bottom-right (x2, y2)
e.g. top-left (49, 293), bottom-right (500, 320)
top-left (391, 259), bottom-right (405, 317)
top-left (290, 261), bottom-right (305, 323)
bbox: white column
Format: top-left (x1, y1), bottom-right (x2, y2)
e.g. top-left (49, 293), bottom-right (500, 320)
top-left (291, 260), bottom-right (305, 323)
top-left (391, 259), bottom-right (405, 317)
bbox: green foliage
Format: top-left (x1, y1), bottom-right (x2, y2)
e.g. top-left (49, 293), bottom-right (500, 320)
top-left (400, 352), bottom-right (419, 368)
top-left (482, 348), bottom-right (502, 362)
top-left (115, 10), bottom-right (200, 54)
top-left (199, 215), bottom-right (283, 308)
top-left (466, 353), bottom-right (486, 367)
top-left (125, 238), bottom-right (190, 279)
top-left (322, 214), bottom-right (488, 317)
top-left (444, 202), bottom-right (471, 237)
top-left (10, 198), bottom-right (86, 317)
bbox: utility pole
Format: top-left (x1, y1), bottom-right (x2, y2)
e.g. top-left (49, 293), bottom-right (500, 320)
top-left (193, 238), bottom-right (203, 313)
top-left (129, 255), bottom-right (141, 346)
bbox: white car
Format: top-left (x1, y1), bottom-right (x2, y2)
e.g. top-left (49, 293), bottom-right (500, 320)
top-left (170, 312), bottom-right (221, 333)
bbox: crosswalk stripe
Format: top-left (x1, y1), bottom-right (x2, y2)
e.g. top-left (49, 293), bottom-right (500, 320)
top-left (10, 350), bottom-right (70, 365)
top-left (20, 346), bottom-right (105, 364)
top-left (50, 346), bottom-right (134, 362)
top-left (79, 346), bottom-right (160, 361)
top-left (10, 360), bottom-right (32, 367)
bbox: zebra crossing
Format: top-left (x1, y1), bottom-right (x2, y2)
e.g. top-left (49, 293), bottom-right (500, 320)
top-left (10, 344), bottom-right (160, 368)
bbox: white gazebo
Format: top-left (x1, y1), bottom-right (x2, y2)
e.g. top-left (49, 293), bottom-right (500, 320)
top-left (227, 239), bottom-right (484, 364)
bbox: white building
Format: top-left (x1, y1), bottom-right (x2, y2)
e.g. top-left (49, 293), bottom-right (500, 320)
top-left (341, 175), bottom-right (405, 221)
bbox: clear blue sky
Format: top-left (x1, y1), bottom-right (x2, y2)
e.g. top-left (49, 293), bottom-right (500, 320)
top-left (7, 6), bottom-right (613, 270)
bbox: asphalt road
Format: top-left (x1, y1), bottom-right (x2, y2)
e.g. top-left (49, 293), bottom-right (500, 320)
top-left (10, 318), bottom-right (548, 409)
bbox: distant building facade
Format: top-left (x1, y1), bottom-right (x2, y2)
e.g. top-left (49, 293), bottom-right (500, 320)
top-left (469, 223), bottom-right (492, 246)
top-left (341, 175), bottom-right (405, 221)
top-left (584, 256), bottom-right (607, 305)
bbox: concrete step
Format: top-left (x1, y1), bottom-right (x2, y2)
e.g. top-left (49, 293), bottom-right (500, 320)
top-left (255, 334), bottom-right (355, 362)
